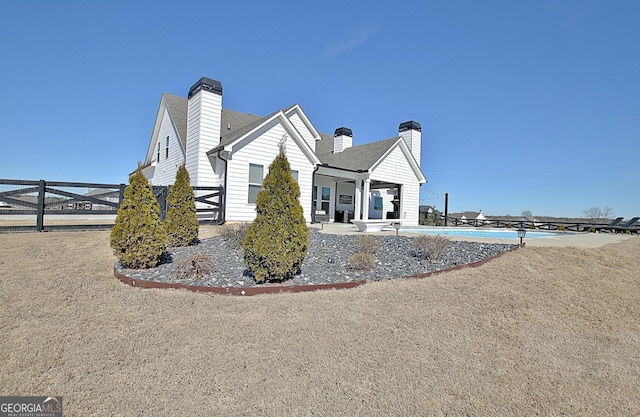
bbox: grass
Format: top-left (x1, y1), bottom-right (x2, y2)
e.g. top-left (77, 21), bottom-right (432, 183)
top-left (0, 227), bottom-right (639, 416)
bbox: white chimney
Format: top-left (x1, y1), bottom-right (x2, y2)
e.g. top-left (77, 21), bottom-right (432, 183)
top-left (399, 121), bottom-right (422, 166)
top-left (333, 127), bottom-right (353, 153)
top-left (185, 77), bottom-right (222, 186)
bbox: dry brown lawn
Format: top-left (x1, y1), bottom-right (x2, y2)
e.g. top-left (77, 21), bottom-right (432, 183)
top-left (1, 228), bottom-right (639, 416)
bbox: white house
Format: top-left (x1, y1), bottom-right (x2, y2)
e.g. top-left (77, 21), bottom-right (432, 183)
top-left (140, 77), bottom-right (427, 226)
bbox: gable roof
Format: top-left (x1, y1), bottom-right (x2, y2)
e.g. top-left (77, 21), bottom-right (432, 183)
top-left (209, 109), bottom-right (322, 166)
top-left (315, 132), bottom-right (335, 156)
top-left (155, 92), bottom-right (425, 181)
top-left (162, 93), bottom-right (188, 147)
top-left (318, 137), bottom-right (400, 171)
top-left (219, 109), bottom-right (280, 147)
top-left (161, 93), bottom-right (263, 149)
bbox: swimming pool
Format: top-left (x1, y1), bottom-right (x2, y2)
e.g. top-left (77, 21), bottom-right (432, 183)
top-left (399, 227), bottom-right (563, 239)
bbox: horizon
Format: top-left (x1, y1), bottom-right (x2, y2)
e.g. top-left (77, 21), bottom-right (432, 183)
top-left (1, 1), bottom-right (638, 219)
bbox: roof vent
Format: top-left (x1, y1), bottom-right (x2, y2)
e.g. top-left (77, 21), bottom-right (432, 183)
top-left (188, 77), bottom-right (223, 99)
top-left (399, 121), bottom-right (421, 132)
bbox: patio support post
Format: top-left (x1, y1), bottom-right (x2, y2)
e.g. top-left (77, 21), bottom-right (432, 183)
top-left (354, 181), bottom-right (362, 221)
top-left (362, 178), bottom-right (371, 221)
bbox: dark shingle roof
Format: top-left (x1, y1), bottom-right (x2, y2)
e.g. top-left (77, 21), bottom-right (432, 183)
top-left (161, 92), bottom-right (264, 149)
top-left (219, 109), bottom-right (277, 147)
top-left (162, 93), bottom-right (188, 147)
top-left (317, 136), bottom-right (400, 171)
top-left (315, 132), bottom-right (335, 156)
top-left (161, 96), bottom-right (402, 173)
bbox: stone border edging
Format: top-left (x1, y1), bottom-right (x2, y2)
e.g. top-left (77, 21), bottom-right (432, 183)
top-left (113, 245), bottom-right (520, 296)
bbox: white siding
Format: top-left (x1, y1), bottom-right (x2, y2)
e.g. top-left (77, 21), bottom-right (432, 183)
top-left (333, 135), bottom-right (352, 153)
top-left (287, 111), bottom-right (316, 150)
top-left (370, 144), bottom-right (421, 225)
top-left (185, 90), bottom-right (221, 187)
top-left (148, 108), bottom-right (186, 186)
top-left (225, 121), bottom-right (315, 222)
top-left (379, 188), bottom-right (396, 219)
top-left (399, 182), bottom-right (420, 225)
top-left (399, 129), bottom-right (421, 167)
top-left (335, 182), bottom-right (355, 213)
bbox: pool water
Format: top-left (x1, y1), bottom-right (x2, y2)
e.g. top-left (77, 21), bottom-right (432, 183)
top-left (399, 227), bottom-right (562, 239)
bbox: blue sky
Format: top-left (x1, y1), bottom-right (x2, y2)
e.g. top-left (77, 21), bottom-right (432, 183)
top-left (1, 1), bottom-right (638, 218)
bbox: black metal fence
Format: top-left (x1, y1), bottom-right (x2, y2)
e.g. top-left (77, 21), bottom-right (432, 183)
top-left (444, 216), bottom-right (607, 232)
top-left (0, 179), bottom-right (224, 232)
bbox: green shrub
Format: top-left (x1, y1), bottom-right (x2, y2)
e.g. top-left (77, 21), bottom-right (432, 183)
top-left (347, 251), bottom-right (376, 271)
top-left (111, 166), bottom-right (166, 269)
top-left (219, 222), bottom-right (251, 249)
top-left (165, 164), bottom-right (199, 247)
top-left (174, 254), bottom-right (215, 281)
top-left (243, 141), bottom-right (310, 282)
top-left (413, 234), bottom-right (450, 262)
top-left (356, 235), bottom-right (380, 254)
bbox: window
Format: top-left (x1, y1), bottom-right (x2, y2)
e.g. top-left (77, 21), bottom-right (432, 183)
top-left (291, 170), bottom-right (298, 182)
top-left (248, 164), bottom-right (263, 204)
top-left (321, 186), bottom-right (330, 213)
top-left (312, 186), bottom-right (317, 211)
top-left (165, 136), bottom-right (169, 159)
top-left (156, 141), bottom-right (160, 162)
top-left (373, 196), bottom-right (383, 211)
top-left (314, 186), bottom-right (330, 213)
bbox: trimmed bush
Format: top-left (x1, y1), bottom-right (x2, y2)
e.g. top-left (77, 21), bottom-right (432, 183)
top-left (219, 222), bottom-right (252, 249)
top-left (165, 164), bottom-right (199, 247)
top-left (111, 166), bottom-right (166, 269)
top-left (414, 234), bottom-right (450, 262)
top-left (356, 235), bottom-right (380, 254)
top-left (243, 141), bottom-right (310, 282)
top-left (347, 251), bottom-right (376, 271)
top-left (174, 255), bottom-right (215, 281)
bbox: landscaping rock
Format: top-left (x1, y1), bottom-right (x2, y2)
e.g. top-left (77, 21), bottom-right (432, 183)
top-left (116, 229), bottom-right (516, 288)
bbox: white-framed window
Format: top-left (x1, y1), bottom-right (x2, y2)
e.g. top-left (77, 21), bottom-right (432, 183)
top-left (313, 185), bottom-right (331, 213)
top-left (248, 163), bottom-right (263, 204)
top-left (156, 141), bottom-right (160, 162)
top-left (291, 170), bottom-right (298, 182)
top-left (321, 186), bottom-right (330, 213)
top-left (165, 136), bottom-right (169, 159)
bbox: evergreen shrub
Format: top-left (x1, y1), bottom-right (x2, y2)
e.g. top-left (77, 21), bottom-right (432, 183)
top-left (243, 141), bottom-right (310, 282)
top-left (165, 165), bottom-right (199, 247)
top-left (111, 167), bottom-right (167, 269)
